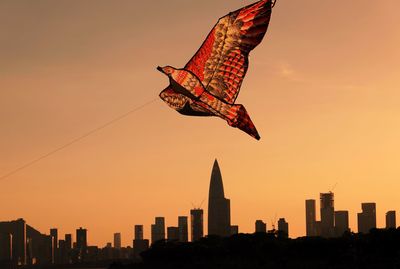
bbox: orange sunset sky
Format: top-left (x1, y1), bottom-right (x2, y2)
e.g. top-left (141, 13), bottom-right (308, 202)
top-left (1, 0), bottom-right (400, 247)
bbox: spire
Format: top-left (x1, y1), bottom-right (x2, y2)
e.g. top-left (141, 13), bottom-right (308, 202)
top-left (209, 159), bottom-right (225, 199)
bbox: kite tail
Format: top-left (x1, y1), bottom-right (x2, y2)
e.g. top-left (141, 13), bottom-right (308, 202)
top-left (226, 104), bottom-right (260, 140)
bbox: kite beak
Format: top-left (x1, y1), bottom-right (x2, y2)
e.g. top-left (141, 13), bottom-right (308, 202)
top-left (157, 66), bottom-right (164, 73)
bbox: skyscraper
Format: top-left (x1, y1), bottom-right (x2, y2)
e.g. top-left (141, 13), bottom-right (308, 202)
top-left (178, 216), bottom-right (188, 242)
top-left (277, 218), bottom-right (289, 238)
top-left (113, 233), bottom-right (121, 249)
top-left (386, 210), bottom-right (396, 229)
top-left (133, 225), bottom-right (148, 258)
top-left (0, 218), bottom-right (27, 265)
top-left (191, 208), bottom-right (204, 242)
top-left (255, 220), bottom-right (267, 233)
top-left (305, 200), bottom-right (316, 236)
top-left (50, 229), bottom-right (58, 250)
top-left (49, 228), bottom-right (58, 264)
top-left (76, 227), bottom-right (87, 262)
top-left (320, 192), bottom-right (334, 237)
top-left (208, 159), bottom-right (231, 237)
top-left (134, 225), bottom-right (144, 240)
top-left (0, 233), bottom-right (12, 261)
top-left (65, 234), bottom-right (72, 250)
top-left (334, 211), bottom-right (349, 236)
top-left (151, 217), bottom-right (165, 244)
top-left (357, 203), bottom-right (376, 234)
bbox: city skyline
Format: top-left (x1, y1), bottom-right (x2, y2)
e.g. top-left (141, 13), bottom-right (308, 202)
top-left (1, 160), bottom-right (398, 249)
top-left (1, 0), bottom-right (400, 247)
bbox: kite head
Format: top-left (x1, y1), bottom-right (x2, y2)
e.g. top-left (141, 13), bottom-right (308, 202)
top-left (157, 66), bottom-right (176, 76)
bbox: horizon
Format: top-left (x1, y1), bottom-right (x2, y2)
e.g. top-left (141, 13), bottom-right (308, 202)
top-left (1, 0), bottom-right (400, 247)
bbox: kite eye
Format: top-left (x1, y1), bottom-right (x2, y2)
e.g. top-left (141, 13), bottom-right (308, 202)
top-left (164, 67), bottom-right (174, 75)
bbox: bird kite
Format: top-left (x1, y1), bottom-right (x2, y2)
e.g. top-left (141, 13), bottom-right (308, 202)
top-left (157, 0), bottom-right (275, 140)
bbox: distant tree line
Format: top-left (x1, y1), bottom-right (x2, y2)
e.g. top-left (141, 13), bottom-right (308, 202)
top-left (109, 228), bottom-right (400, 269)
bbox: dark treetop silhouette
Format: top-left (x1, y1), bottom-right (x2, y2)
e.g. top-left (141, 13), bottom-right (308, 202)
top-left (157, 0), bottom-right (274, 140)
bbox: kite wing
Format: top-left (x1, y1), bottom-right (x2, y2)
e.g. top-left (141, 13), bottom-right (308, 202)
top-left (159, 87), bottom-right (212, 116)
top-left (184, 0), bottom-right (273, 104)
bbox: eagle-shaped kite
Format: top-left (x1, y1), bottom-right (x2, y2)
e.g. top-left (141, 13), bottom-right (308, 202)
top-left (157, 0), bottom-right (275, 140)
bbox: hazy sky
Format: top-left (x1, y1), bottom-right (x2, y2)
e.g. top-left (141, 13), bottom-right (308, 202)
top-left (1, 0), bottom-right (400, 247)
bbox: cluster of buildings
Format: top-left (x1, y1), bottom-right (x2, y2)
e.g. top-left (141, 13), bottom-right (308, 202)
top-left (0, 159), bottom-right (289, 266)
top-left (306, 192), bottom-right (397, 237)
top-left (18, 159), bottom-right (400, 266)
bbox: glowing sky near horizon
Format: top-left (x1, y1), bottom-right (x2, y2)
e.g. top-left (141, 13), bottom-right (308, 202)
top-left (1, 0), bottom-right (400, 246)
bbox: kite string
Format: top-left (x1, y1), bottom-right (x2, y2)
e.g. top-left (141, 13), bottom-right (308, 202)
top-left (0, 98), bottom-right (158, 182)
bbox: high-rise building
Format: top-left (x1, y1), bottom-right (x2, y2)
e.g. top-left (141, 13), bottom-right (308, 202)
top-left (24, 224), bottom-right (53, 264)
top-left (178, 216), bottom-right (188, 242)
top-left (386, 210), bottom-right (396, 229)
top-left (113, 233), bottom-right (121, 249)
top-left (357, 203), bottom-right (376, 234)
top-left (134, 225), bottom-right (144, 240)
top-left (255, 220), bottom-right (267, 233)
top-left (191, 209), bottom-right (204, 242)
top-left (277, 218), bottom-right (289, 238)
top-left (50, 228), bottom-right (58, 264)
top-left (76, 227), bottom-right (87, 262)
top-left (0, 218), bottom-right (27, 265)
top-left (334, 211), bottom-right (349, 236)
top-left (133, 225), bottom-right (148, 258)
top-left (320, 192), bottom-right (334, 237)
top-left (151, 217), bottom-right (165, 244)
top-left (0, 233), bottom-right (12, 261)
top-left (65, 234), bottom-right (72, 250)
top-left (167, 227), bottom-right (179, 241)
top-left (305, 200), bottom-right (316, 236)
top-left (208, 159), bottom-right (231, 237)
top-left (50, 229), bottom-right (58, 250)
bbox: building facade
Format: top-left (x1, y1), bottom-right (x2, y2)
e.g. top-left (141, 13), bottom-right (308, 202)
top-left (208, 159), bottom-right (231, 237)
top-left (357, 203), bottom-right (376, 234)
top-left (190, 209), bottom-right (204, 242)
top-left (305, 200), bottom-right (316, 236)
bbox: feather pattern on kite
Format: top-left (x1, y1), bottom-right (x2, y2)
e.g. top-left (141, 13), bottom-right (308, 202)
top-left (158, 0), bottom-right (274, 140)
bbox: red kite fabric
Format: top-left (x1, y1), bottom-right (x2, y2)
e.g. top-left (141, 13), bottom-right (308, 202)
top-left (158, 0), bottom-right (274, 140)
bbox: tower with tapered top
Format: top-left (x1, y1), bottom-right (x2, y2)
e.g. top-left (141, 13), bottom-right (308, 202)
top-left (208, 159), bottom-right (231, 237)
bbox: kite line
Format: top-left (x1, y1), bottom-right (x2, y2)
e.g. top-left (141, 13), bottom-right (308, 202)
top-left (0, 98), bottom-right (158, 182)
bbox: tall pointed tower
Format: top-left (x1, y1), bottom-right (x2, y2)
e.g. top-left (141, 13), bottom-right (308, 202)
top-left (208, 159), bottom-right (231, 237)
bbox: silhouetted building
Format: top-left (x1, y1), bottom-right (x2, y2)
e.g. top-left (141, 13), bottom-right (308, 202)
top-left (386, 210), bottom-right (396, 229)
top-left (65, 234), bottom-right (72, 250)
top-left (334, 211), bottom-right (349, 236)
top-left (26, 224), bottom-right (54, 265)
top-left (0, 233), bottom-right (12, 261)
top-left (76, 227), bottom-right (87, 262)
top-left (50, 228), bottom-right (58, 264)
top-left (208, 159), bottom-right (231, 237)
top-left (114, 233), bottom-right (121, 249)
top-left (58, 239), bottom-right (67, 264)
top-left (320, 192), bottom-right (334, 237)
top-left (151, 217), bottom-right (165, 244)
top-left (167, 227), bottom-right (179, 241)
top-left (278, 218), bottom-right (289, 238)
top-left (0, 219), bottom-right (27, 265)
top-left (191, 209), bottom-right (204, 241)
top-left (178, 216), bottom-right (188, 242)
top-left (50, 229), bottom-right (58, 250)
top-left (358, 203), bottom-right (376, 234)
top-left (255, 220), bottom-right (267, 233)
top-left (133, 225), bottom-right (148, 259)
top-left (305, 200), bottom-right (317, 236)
top-left (135, 225), bottom-right (143, 240)
top-left (230, 225), bottom-right (239, 235)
